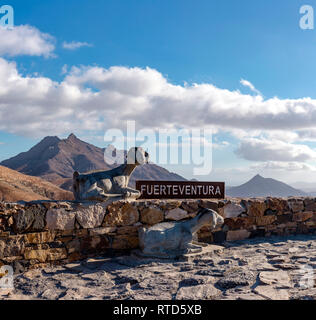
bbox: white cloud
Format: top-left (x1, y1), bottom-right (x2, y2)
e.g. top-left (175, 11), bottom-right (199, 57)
top-left (235, 138), bottom-right (316, 162)
top-left (62, 66), bottom-right (316, 133)
top-left (213, 140), bottom-right (230, 149)
top-left (240, 79), bottom-right (261, 95)
top-left (61, 64), bottom-right (68, 75)
top-left (62, 41), bottom-right (93, 50)
top-left (250, 161), bottom-right (316, 171)
top-left (0, 25), bottom-right (55, 57)
top-left (2, 61), bottom-right (316, 142)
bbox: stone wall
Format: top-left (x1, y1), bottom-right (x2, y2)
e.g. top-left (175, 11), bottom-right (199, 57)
top-left (1, 197), bottom-right (316, 272)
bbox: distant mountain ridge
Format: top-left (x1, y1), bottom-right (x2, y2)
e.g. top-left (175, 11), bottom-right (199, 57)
top-left (1, 134), bottom-right (186, 191)
top-left (226, 174), bottom-right (307, 198)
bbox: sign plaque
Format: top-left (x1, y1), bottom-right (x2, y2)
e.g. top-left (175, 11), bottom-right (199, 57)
top-left (136, 180), bottom-right (225, 200)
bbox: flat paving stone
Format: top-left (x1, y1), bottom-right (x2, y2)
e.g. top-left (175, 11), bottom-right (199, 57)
top-left (2, 234), bottom-right (316, 300)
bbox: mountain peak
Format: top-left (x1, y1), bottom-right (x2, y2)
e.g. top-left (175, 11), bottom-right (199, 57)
top-left (67, 133), bottom-right (77, 140)
top-left (39, 135), bottom-right (60, 145)
top-left (252, 174), bottom-right (264, 180)
top-left (227, 174), bottom-right (306, 198)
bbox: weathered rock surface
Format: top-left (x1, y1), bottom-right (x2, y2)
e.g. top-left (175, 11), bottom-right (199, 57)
top-left (103, 202), bottom-right (139, 226)
top-left (216, 268), bottom-right (255, 289)
top-left (140, 207), bottom-right (164, 225)
top-left (259, 271), bottom-right (291, 288)
top-left (75, 204), bottom-right (106, 228)
top-left (165, 208), bottom-right (189, 221)
top-left (253, 286), bottom-right (289, 300)
top-left (288, 199), bottom-right (304, 213)
top-left (244, 200), bottom-right (267, 217)
top-left (13, 207), bottom-right (35, 233)
top-left (0, 235), bottom-right (316, 300)
top-left (224, 202), bottom-right (245, 218)
top-left (176, 284), bottom-right (220, 300)
top-left (1, 235), bottom-right (316, 300)
top-left (46, 209), bottom-right (75, 230)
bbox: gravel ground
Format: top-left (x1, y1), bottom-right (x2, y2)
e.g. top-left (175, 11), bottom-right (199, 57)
top-left (2, 235), bottom-right (316, 300)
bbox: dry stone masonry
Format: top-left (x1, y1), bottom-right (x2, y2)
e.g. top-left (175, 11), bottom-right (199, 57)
top-left (1, 197), bottom-right (316, 272)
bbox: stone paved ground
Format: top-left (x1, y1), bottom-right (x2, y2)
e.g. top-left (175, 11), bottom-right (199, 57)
top-left (2, 235), bottom-right (316, 300)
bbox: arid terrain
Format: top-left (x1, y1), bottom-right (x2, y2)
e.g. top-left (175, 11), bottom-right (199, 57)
top-left (2, 234), bottom-right (316, 300)
top-left (0, 166), bottom-right (73, 202)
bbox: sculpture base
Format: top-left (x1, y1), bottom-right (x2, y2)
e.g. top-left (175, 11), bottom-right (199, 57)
top-left (132, 244), bottom-right (224, 261)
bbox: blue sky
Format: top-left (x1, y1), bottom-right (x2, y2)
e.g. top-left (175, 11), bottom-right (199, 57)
top-left (1, 0), bottom-right (316, 186)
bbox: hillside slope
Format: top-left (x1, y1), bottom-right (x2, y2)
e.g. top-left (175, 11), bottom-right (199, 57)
top-left (0, 165), bottom-right (73, 202)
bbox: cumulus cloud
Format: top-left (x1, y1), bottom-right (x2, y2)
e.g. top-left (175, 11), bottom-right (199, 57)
top-left (2, 60), bottom-right (316, 143)
top-left (62, 41), bottom-right (93, 50)
top-left (240, 79), bottom-right (261, 95)
top-left (61, 65), bottom-right (316, 133)
top-left (235, 138), bottom-right (316, 162)
top-left (0, 25), bottom-right (55, 57)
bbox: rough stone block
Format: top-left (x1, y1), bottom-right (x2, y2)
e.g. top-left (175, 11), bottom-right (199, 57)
top-left (243, 200), bottom-right (267, 217)
top-left (224, 217), bottom-right (255, 230)
top-left (158, 201), bottom-right (182, 210)
top-left (140, 207), bottom-right (164, 225)
top-left (13, 208), bottom-right (35, 233)
top-left (103, 202), bottom-right (139, 226)
top-left (89, 227), bottom-right (116, 236)
top-left (224, 202), bottom-right (245, 218)
top-left (46, 209), bottom-right (75, 231)
top-left (288, 199), bottom-right (304, 213)
top-left (255, 216), bottom-right (276, 226)
top-left (75, 204), bottom-right (106, 228)
top-left (198, 200), bottom-right (218, 211)
top-left (0, 236), bottom-right (25, 258)
top-left (165, 208), bottom-right (189, 221)
top-left (24, 248), bottom-right (67, 263)
top-left (31, 205), bottom-right (47, 231)
top-left (24, 231), bottom-right (55, 244)
top-left (253, 285), bottom-right (289, 300)
top-left (116, 226), bottom-right (138, 235)
top-left (176, 284), bottom-right (220, 300)
top-left (293, 211), bottom-right (314, 222)
top-left (265, 198), bottom-right (290, 215)
top-left (304, 198), bottom-right (316, 211)
top-left (276, 214), bottom-right (292, 224)
top-left (180, 201), bottom-right (200, 213)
